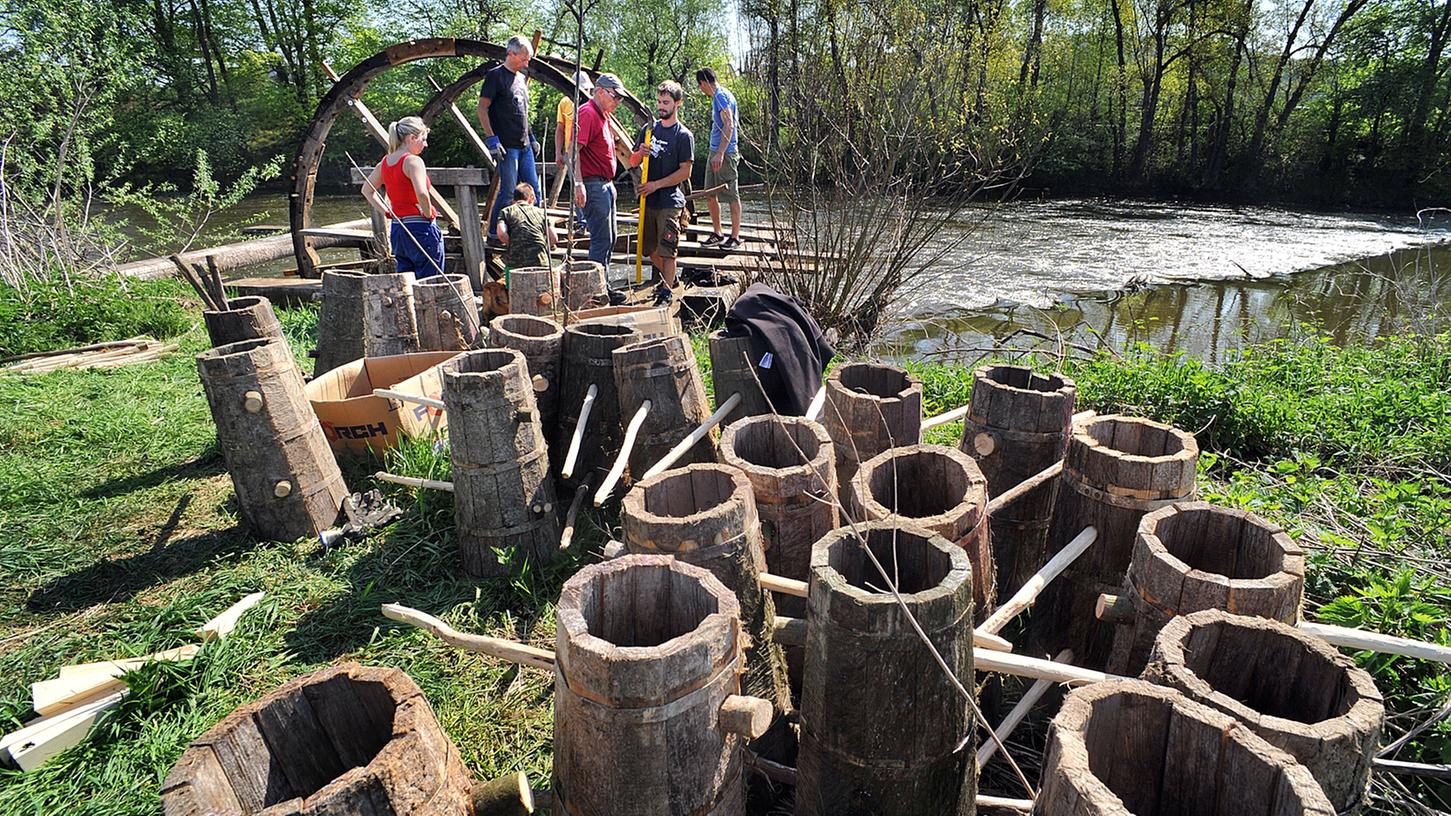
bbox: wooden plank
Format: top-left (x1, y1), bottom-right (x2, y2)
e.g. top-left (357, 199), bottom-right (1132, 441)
top-left (350, 166), bottom-right (490, 187)
top-left (33, 644), bottom-right (200, 715)
top-left (3, 690), bottom-right (126, 771)
top-left (455, 183), bottom-right (486, 291)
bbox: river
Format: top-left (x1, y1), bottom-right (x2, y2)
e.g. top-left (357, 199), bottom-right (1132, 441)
top-left (161, 193), bottom-right (1451, 361)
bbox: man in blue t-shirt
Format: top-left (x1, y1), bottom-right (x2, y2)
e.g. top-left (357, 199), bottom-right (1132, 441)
top-left (478, 35), bottom-right (541, 234)
top-left (695, 67), bottom-right (742, 249)
top-left (630, 81), bottom-right (695, 305)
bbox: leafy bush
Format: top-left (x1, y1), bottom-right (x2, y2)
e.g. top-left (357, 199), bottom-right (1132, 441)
top-left (0, 278), bottom-right (194, 358)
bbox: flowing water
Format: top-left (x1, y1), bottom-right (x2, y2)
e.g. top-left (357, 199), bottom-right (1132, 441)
top-left (159, 193), bottom-right (1451, 360)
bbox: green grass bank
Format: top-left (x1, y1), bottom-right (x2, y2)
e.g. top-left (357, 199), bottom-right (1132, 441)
top-left (0, 282), bottom-right (1446, 813)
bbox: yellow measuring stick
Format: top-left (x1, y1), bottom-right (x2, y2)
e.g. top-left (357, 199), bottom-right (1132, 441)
top-left (635, 127), bottom-right (653, 284)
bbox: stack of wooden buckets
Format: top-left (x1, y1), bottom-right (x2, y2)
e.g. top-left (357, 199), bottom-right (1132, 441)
top-left (174, 296), bottom-right (1388, 816)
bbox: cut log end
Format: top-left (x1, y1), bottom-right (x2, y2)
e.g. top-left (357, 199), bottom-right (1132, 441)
top-left (471, 770), bottom-right (536, 815)
top-left (719, 694), bottom-right (774, 739)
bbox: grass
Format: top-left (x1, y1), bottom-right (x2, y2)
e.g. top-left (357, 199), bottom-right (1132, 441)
top-left (0, 296), bottom-right (1447, 814)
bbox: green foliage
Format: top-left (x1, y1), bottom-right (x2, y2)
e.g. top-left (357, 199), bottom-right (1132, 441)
top-left (106, 150), bottom-right (285, 257)
top-left (0, 278), bottom-right (195, 358)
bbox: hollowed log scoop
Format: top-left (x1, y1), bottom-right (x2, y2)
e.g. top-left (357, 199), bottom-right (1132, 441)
top-left (196, 338), bottom-right (347, 541)
top-left (1033, 414), bottom-right (1198, 669)
top-left (553, 554), bottom-right (773, 816)
top-left (314, 270), bottom-right (368, 375)
top-left (822, 362), bottom-right (922, 497)
top-left (362, 271), bottom-right (420, 357)
top-left (414, 273), bottom-right (481, 352)
top-left (160, 663), bottom-right (474, 815)
top-left (1143, 611), bottom-right (1384, 814)
top-left (620, 465), bottom-right (794, 735)
top-left (554, 322), bottom-right (642, 487)
top-left (960, 365), bottom-right (1076, 597)
top-left (489, 313), bottom-right (564, 435)
top-left (849, 444), bottom-right (995, 624)
top-left (708, 329), bottom-right (772, 425)
top-left (441, 348), bottom-right (560, 577)
top-left (613, 333), bottom-right (716, 484)
top-left (1107, 501), bottom-right (1305, 676)
top-left (1037, 680), bottom-right (1336, 815)
top-left (203, 295), bottom-right (285, 348)
top-left (796, 521), bottom-right (976, 816)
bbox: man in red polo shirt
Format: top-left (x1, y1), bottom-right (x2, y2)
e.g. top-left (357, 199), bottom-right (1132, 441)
top-left (572, 72), bottom-right (627, 277)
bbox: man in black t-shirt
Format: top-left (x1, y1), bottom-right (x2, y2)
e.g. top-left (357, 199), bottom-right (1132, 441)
top-left (630, 80), bottom-right (695, 305)
top-left (477, 35), bottom-right (540, 233)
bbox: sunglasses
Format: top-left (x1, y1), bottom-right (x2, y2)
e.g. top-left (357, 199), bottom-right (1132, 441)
top-left (601, 88), bottom-right (620, 99)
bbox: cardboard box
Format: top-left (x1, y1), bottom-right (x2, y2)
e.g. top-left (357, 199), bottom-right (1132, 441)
top-left (305, 351), bottom-right (461, 456)
top-left (571, 305), bottom-right (680, 340)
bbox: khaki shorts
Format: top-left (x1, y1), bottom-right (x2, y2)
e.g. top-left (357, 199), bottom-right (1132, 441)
top-left (704, 151), bottom-right (740, 204)
top-left (643, 207), bottom-right (682, 258)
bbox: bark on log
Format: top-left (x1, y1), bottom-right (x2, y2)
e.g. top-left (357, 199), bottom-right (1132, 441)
top-left (489, 313), bottom-right (564, 437)
top-left (559, 259), bottom-right (608, 312)
top-left (708, 330), bottom-right (773, 424)
top-left (441, 349), bottom-right (560, 576)
top-left (160, 662), bottom-right (472, 815)
top-left (554, 322), bottom-right (642, 488)
top-left (1033, 414), bottom-right (1198, 670)
top-left (1143, 611), bottom-right (1384, 814)
top-left (196, 338), bottom-right (347, 541)
top-left (314, 270), bottom-right (369, 375)
top-left (797, 521), bottom-right (976, 816)
top-left (203, 296), bottom-right (285, 349)
top-left (612, 334), bottom-right (716, 485)
top-left (362, 272), bottom-right (421, 357)
top-left (508, 266), bottom-right (557, 317)
top-left (553, 554), bottom-right (747, 816)
top-left (822, 362), bottom-right (922, 497)
top-left (1108, 502), bottom-right (1305, 676)
top-left (619, 464), bottom-right (794, 752)
top-left (414, 274), bottom-right (480, 352)
top-left (960, 365), bottom-right (1076, 598)
top-left (1038, 679), bottom-right (1336, 815)
top-left (849, 444), bottom-right (995, 624)
top-left (116, 219), bottom-right (371, 281)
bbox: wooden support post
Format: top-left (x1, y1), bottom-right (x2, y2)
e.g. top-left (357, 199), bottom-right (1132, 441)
top-left (976, 526), bottom-right (1097, 636)
top-left (594, 400), bottom-right (650, 506)
top-left (455, 182), bottom-right (486, 291)
top-left (976, 649), bottom-right (1074, 769)
top-left (381, 603), bottom-right (556, 671)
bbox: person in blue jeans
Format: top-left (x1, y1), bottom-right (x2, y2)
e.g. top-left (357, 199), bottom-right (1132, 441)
top-left (360, 115), bottom-right (445, 278)
top-left (573, 73), bottom-right (629, 279)
top-left (478, 35), bottom-right (540, 234)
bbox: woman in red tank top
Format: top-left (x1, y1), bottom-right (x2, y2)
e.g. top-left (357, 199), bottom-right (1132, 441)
top-left (361, 116), bottom-right (445, 278)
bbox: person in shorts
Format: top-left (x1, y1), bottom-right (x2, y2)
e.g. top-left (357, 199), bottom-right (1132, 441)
top-left (695, 67), bottom-right (742, 249)
top-left (629, 80), bottom-right (695, 305)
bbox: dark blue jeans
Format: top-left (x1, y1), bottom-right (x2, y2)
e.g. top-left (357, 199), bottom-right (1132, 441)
top-left (583, 178), bottom-right (617, 277)
top-left (489, 145), bottom-right (540, 232)
top-left (390, 220), bottom-right (444, 278)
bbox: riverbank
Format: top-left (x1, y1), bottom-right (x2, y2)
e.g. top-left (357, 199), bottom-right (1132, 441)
top-left (0, 289), bottom-right (1446, 813)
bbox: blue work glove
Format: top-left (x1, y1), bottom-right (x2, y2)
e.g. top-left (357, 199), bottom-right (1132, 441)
top-left (484, 135), bottom-right (505, 165)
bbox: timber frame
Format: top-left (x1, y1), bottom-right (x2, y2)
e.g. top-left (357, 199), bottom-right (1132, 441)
top-left (289, 38), bottom-right (650, 280)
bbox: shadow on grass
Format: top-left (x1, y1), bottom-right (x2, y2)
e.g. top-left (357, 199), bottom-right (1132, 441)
top-left (78, 450), bottom-right (225, 500)
top-left (26, 511), bottom-right (254, 613)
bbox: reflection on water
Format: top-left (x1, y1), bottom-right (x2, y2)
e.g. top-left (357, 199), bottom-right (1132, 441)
top-left (888, 243), bottom-right (1451, 364)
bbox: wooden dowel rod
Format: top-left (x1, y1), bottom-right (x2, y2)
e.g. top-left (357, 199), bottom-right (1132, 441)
top-left (640, 392), bottom-right (742, 481)
top-left (1372, 758), bottom-right (1451, 780)
top-left (380, 604), bottom-right (555, 671)
top-left (922, 404), bottom-right (970, 431)
top-left (559, 481), bottom-right (589, 550)
top-left (765, 579), bottom-right (1012, 651)
top-left (804, 384), bottom-right (826, 421)
top-left (976, 795), bottom-right (1035, 814)
top-left (594, 400), bottom-right (650, 506)
top-left (986, 461), bottom-right (1064, 516)
top-left (772, 615), bottom-right (807, 647)
top-left (976, 649), bottom-right (1073, 769)
top-left (373, 388), bottom-right (446, 411)
top-left (977, 526), bottom-right (1097, 635)
top-left (974, 647), bottom-right (1121, 685)
top-left (560, 384), bottom-right (597, 480)
top-left (376, 471), bottom-right (455, 492)
top-left (1298, 621), bottom-right (1451, 665)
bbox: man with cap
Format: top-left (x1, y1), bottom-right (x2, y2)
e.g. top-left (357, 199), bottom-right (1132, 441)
top-left (572, 72), bottom-right (628, 277)
top-left (478, 34), bottom-right (540, 233)
top-left (555, 71), bottom-right (592, 233)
